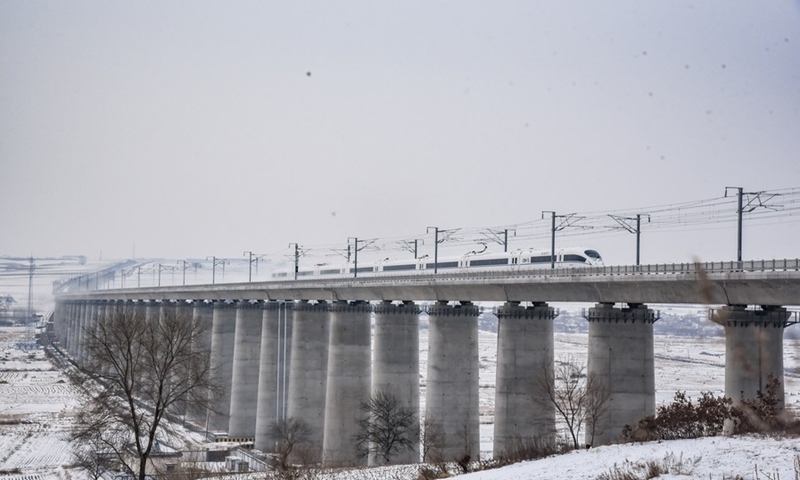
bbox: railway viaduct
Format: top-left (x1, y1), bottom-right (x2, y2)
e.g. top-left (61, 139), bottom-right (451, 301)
top-left (52, 259), bottom-right (800, 466)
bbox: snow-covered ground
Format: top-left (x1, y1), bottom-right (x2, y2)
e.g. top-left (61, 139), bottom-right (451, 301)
top-left (3, 315), bottom-right (800, 480)
top-left (456, 435), bottom-right (800, 480)
top-left (0, 328), bottom-right (77, 480)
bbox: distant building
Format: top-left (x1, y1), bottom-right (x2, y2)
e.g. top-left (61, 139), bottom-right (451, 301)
top-left (123, 440), bottom-right (183, 477)
top-left (0, 295), bottom-right (16, 311)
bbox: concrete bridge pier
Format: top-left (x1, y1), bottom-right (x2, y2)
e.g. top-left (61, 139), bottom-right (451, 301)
top-left (77, 300), bottom-right (86, 354)
top-left (100, 300), bottom-right (112, 326)
top-left (132, 299), bottom-right (146, 320)
top-left (64, 301), bottom-right (72, 351)
top-left (425, 301), bottom-right (480, 463)
top-left (228, 301), bottom-right (264, 439)
top-left (51, 300), bottom-right (62, 346)
top-left (145, 300), bottom-right (160, 324)
top-left (58, 300), bottom-right (72, 348)
top-left (287, 300), bottom-right (330, 463)
top-left (159, 299), bottom-right (177, 321)
top-left (712, 305), bottom-right (792, 405)
top-left (206, 301), bottom-right (237, 434)
top-left (186, 301), bottom-right (214, 426)
top-left (78, 300), bottom-right (93, 362)
top-left (55, 300), bottom-right (66, 348)
top-left (494, 301), bottom-right (556, 456)
top-left (83, 300), bottom-right (100, 363)
top-left (65, 300), bottom-right (73, 344)
top-left (254, 301), bottom-right (292, 452)
top-left (78, 300), bottom-right (90, 359)
top-left (322, 301), bottom-right (372, 467)
top-left (586, 303), bottom-right (656, 446)
top-left (174, 300), bottom-right (193, 322)
top-left (371, 300), bottom-right (420, 465)
top-left (68, 301), bottom-right (80, 358)
top-left (167, 300), bottom-right (194, 419)
top-left (63, 301), bottom-right (74, 354)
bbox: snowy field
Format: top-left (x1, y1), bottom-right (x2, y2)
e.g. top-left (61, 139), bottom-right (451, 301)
top-left (0, 328), bottom-right (77, 480)
top-left (3, 318), bottom-right (800, 480)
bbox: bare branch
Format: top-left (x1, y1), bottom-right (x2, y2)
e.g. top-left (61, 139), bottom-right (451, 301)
top-left (71, 305), bottom-right (217, 480)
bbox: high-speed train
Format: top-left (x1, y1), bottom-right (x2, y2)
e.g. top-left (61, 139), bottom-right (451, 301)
top-left (272, 247), bottom-right (603, 279)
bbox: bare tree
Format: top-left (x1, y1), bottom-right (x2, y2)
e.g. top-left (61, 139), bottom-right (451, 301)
top-left (536, 357), bottom-right (608, 449)
top-left (71, 437), bottom-right (117, 480)
top-left (268, 417), bottom-right (314, 470)
top-left (354, 390), bottom-right (418, 465)
top-left (420, 416), bottom-right (445, 464)
top-left (584, 372), bottom-right (611, 447)
top-left (71, 305), bottom-right (217, 480)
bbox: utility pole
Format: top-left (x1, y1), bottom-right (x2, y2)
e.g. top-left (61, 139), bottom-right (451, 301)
top-left (348, 237), bottom-right (360, 278)
top-left (346, 238), bottom-right (375, 278)
top-left (609, 214), bottom-right (650, 265)
top-left (425, 227), bottom-right (460, 273)
top-left (206, 256), bottom-right (218, 284)
top-left (27, 257), bottom-right (34, 319)
top-left (482, 228), bottom-right (516, 253)
top-left (541, 211), bottom-right (584, 269)
top-left (725, 187), bottom-right (744, 262)
top-left (542, 212), bottom-right (556, 268)
top-left (426, 227), bottom-right (440, 273)
top-left (399, 239), bottom-right (423, 259)
top-left (244, 251), bottom-right (256, 282)
top-left (724, 187), bottom-right (782, 262)
top-left (288, 243), bottom-right (300, 280)
top-left (178, 260), bottom-right (188, 286)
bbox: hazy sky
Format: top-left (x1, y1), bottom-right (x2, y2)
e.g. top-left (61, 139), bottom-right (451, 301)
top-left (2, 1), bottom-right (799, 266)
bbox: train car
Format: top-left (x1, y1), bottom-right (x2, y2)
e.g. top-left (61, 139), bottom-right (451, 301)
top-left (270, 247), bottom-right (603, 279)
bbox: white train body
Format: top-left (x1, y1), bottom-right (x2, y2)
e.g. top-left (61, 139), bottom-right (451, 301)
top-left (272, 247), bottom-right (603, 279)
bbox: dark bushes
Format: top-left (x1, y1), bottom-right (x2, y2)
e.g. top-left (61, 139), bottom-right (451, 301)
top-left (735, 375), bottom-right (800, 434)
top-left (622, 391), bottom-right (734, 442)
top-left (623, 376), bottom-right (800, 442)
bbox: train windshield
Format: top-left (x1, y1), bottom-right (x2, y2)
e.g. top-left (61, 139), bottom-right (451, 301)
top-left (584, 250), bottom-right (602, 260)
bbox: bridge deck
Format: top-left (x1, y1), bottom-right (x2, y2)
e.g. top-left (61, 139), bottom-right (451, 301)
top-left (57, 259), bottom-right (800, 306)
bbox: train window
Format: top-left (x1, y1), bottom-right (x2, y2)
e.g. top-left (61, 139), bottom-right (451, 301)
top-left (470, 258), bottom-right (509, 266)
top-left (356, 266), bottom-right (373, 273)
top-left (274, 272), bottom-right (288, 278)
top-left (585, 250), bottom-right (601, 260)
top-left (297, 271), bottom-right (314, 277)
top-left (563, 254), bottom-right (588, 263)
top-left (383, 264), bottom-right (415, 271)
top-left (435, 261), bottom-right (458, 269)
top-left (530, 255), bottom-right (552, 263)
top-left (320, 269), bottom-right (340, 275)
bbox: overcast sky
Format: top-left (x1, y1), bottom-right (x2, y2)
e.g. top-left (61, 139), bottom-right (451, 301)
top-left (2, 1), bottom-right (799, 266)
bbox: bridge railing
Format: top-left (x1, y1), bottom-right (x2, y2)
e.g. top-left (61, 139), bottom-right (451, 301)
top-left (277, 259), bottom-right (800, 287)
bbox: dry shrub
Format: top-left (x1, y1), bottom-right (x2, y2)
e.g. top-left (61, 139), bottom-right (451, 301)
top-left (622, 391), bottom-right (733, 442)
top-left (597, 453), bottom-right (700, 480)
top-left (493, 436), bottom-right (559, 466)
top-left (735, 375), bottom-right (800, 434)
top-left (596, 461), bottom-right (655, 480)
top-left (624, 376), bottom-right (800, 442)
top-left (415, 463), bottom-right (450, 480)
